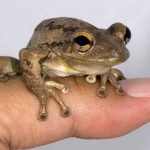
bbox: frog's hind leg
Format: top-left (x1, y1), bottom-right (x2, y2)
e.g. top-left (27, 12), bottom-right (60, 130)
top-left (0, 74), bottom-right (9, 81)
top-left (0, 72), bottom-right (19, 81)
top-left (0, 56), bottom-right (21, 81)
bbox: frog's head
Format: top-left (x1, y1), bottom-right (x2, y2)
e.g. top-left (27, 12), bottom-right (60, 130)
top-left (63, 22), bottom-right (131, 67)
top-left (28, 18), bottom-right (131, 71)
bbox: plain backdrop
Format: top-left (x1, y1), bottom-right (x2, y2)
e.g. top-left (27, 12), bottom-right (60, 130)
top-left (0, 0), bottom-right (150, 150)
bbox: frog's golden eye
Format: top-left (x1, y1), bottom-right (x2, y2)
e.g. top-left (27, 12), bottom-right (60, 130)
top-left (73, 32), bottom-right (94, 53)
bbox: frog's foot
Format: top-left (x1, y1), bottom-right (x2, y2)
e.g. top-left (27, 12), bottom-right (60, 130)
top-left (60, 106), bottom-right (71, 117)
top-left (0, 74), bottom-right (8, 81)
top-left (97, 68), bottom-right (125, 98)
top-left (50, 89), bottom-right (71, 117)
top-left (36, 86), bottom-right (71, 120)
top-left (45, 81), bottom-right (69, 94)
top-left (116, 88), bottom-right (125, 95)
top-left (97, 87), bottom-right (107, 97)
top-left (44, 82), bottom-right (71, 117)
top-left (38, 103), bottom-right (47, 121)
top-left (0, 72), bottom-right (18, 82)
top-left (36, 87), bottom-right (70, 120)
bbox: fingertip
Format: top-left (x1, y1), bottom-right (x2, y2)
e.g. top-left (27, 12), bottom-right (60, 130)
top-left (121, 78), bottom-right (150, 98)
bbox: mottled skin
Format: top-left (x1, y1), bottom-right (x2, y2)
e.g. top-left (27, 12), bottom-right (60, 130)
top-left (0, 17), bottom-right (131, 120)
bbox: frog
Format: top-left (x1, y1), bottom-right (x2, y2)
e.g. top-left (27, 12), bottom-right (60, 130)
top-left (0, 17), bottom-right (131, 121)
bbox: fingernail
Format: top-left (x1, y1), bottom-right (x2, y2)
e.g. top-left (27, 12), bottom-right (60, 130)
top-left (121, 78), bottom-right (150, 98)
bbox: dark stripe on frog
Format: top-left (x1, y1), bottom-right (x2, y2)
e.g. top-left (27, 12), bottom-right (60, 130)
top-left (44, 21), bottom-right (79, 32)
top-left (63, 26), bottom-right (79, 32)
top-left (37, 40), bottom-right (71, 53)
top-left (35, 21), bottom-right (61, 31)
top-left (35, 21), bottom-right (95, 33)
top-left (37, 42), bottom-right (64, 49)
top-left (35, 18), bottom-right (97, 32)
top-left (44, 21), bottom-right (62, 30)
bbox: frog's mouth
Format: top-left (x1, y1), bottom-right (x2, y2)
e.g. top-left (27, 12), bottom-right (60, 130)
top-left (63, 49), bottom-right (130, 66)
top-left (90, 52), bottom-right (130, 66)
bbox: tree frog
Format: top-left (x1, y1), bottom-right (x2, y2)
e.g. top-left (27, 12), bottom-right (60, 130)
top-left (0, 17), bottom-right (131, 120)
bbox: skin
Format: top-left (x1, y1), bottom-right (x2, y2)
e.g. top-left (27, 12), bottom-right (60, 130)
top-left (0, 77), bottom-right (150, 150)
top-left (0, 17), bottom-right (131, 120)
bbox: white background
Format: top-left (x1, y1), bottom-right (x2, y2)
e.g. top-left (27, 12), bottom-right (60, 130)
top-left (0, 0), bottom-right (150, 149)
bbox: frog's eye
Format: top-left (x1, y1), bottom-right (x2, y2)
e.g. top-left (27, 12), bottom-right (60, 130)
top-left (124, 27), bottom-right (131, 44)
top-left (108, 23), bottom-right (131, 44)
top-left (73, 32), bottom-right (93, 53)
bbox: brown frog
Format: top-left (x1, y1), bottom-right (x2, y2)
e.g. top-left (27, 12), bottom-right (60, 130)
top-left (0, 17), bottom-right (131, 120)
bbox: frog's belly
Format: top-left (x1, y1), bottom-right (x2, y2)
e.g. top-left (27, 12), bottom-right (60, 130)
top-left (42, 63), bottom-right (111, 77)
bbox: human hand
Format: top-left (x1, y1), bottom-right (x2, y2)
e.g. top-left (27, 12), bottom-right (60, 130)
top-left (0, 77), bottom-right (150, 149)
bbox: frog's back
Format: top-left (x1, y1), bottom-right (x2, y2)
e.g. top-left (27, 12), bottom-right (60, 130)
top-left (27, 17), bottom-right (98, 51)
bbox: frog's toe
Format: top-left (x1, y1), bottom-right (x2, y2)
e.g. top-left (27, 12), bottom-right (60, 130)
top-left (0, 74), bottom-right (8, 81)
top-left (116, 88), bottom-right (125, 96)
top-left (97, 89), bottom-right (107, 98)
top-left (61, 107), bottom-right (71, 117)
top-left (86, 75), bottom-right (96, 83)
top-left (61, 85), bottom-right (69, 94)
top-left (38, 112), bottom-right (48, 121)
top-left (38, 104), bottom-right (48, 121)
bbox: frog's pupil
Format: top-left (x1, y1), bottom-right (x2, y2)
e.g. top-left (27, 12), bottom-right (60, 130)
top-left (75, 36), bottom-right (90, 46)
top-left (124, 27), bottom-right (131, 44)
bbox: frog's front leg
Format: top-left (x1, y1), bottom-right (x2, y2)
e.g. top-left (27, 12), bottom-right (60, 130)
top-left (97, 68), bottom-right (125, 97)
top-left (97, 72), bottom-right (109, 97)
top-left (44, 81), bottom-right (70, 117)
top-left (19, 49), bottom-right (70, 120)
